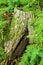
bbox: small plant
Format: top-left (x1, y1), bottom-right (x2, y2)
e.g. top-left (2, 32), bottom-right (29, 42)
top-left (18, 44), bottom-right (43, 65)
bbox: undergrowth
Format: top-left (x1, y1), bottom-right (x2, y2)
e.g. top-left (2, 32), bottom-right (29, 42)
top-left (18, 44), bottom-right (43, 65)
top-left (27, 11), bottom-right (43, 45)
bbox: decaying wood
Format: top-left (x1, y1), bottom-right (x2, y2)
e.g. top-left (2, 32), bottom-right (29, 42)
top-left (7, 29), bottom-right (28, 65)
top-left (28, 11), bottom-right (34, 44)
top-left (11, 29), bottom-right (28, 59)
top-left (4, 8), bottom-right (30, 54)
top-left (4, 8), bottom-right (34, 65)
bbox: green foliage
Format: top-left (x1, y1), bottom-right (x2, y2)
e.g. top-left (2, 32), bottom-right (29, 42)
top-left (0, 47), bottom-right (7, 62)
top-left (0, 0), bottom-right (43, 12)
top-left (25, 0), bottom-right (43, 45)
top-left (0, 0), bottom-right (18, 12)
top-left (0, 20), bottom-right (7, 47)
top-left (19, 0), bottom-right (42, 11)
top-left (34, 15), bottom-right (43, 44)
top-left (0, 21), bottom-right (7, 29)
top-left (18, 44), bottom-right (43, 65)
top-left (27, 11), bottom-right (43, 45)
top-left (39, 58), bottom-right (43, 65)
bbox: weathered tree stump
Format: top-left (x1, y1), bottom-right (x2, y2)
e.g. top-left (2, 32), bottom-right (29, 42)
top-left (4, 8), bottom-right (34, 65)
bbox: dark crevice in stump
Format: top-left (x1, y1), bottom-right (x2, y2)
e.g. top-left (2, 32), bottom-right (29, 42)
top-left (7, 27), bottom-right (29, 65)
